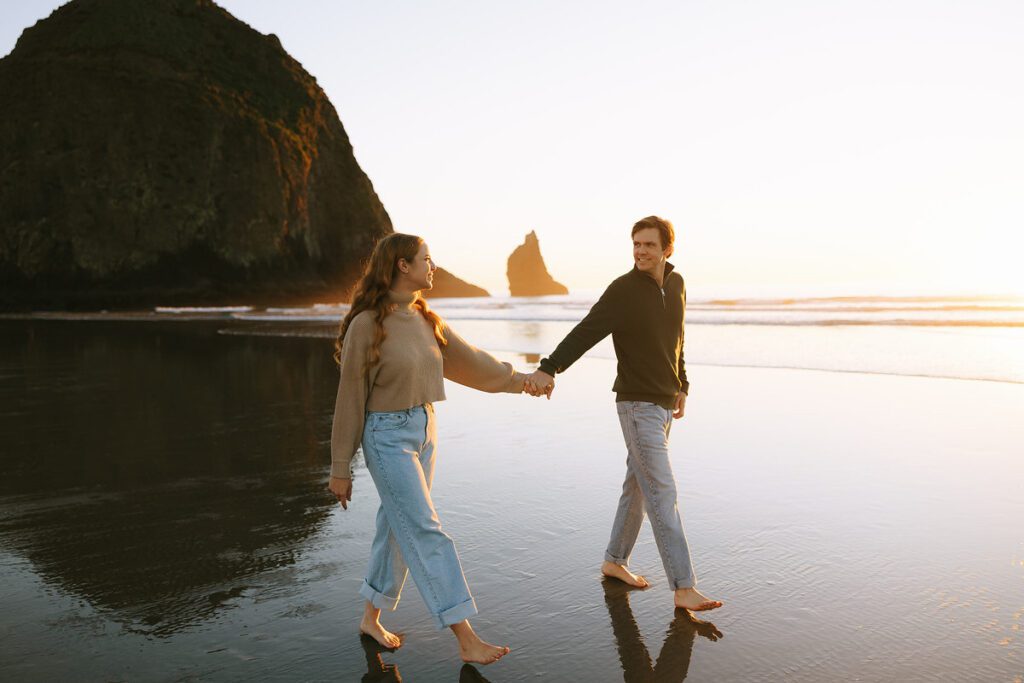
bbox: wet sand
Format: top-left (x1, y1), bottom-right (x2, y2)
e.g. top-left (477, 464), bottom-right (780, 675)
top-left (1, 319), bottom-right (1022, 681)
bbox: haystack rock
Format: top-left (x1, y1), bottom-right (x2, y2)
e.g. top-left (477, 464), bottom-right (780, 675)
top-left (507, 231), bottom-right (568, 296)
top-left (0, 0), bottom-right (486, 309)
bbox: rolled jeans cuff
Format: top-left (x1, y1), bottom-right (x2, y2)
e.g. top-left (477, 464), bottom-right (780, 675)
top-left (433, 596), bottom-right (478, 630)
top-left (360, 579), bottom-right (401, 611)
top-left (604, 551), bottom-right (630, 565)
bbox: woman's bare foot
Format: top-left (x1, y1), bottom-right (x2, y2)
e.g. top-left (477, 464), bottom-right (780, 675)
top-left (674, 587), bottom-right (723, 612)
top-left (451, 620), bottom-right (510, 665)
top-left (601, 560), bottom-right (650, 588)
top-left (360, 601), bottom-right (402, 649)
top-left (360, 617), bottom-right (401, 649)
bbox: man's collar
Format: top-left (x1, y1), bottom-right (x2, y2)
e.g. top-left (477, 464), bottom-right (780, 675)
top-left (630, 261), bottom-right (675, 280)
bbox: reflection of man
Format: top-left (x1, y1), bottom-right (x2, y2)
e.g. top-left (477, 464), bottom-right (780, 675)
top-left (602, 577), bottom-right (722, 683)
top-left (525, 216), bottom-right (721, 611)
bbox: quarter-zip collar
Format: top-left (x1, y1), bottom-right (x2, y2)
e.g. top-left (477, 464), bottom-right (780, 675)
top-left (630, 261), bottom-right (675, 288)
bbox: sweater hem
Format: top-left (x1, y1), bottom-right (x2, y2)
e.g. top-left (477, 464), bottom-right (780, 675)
top-left (616, 392), bottom-right (677, 410)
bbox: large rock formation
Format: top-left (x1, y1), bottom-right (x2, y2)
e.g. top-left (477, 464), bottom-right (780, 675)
top-left (507, 231), bottom-right (568, 296)
top-left (0, 0), bottom-right (486, 309)
top-left (428, 268), bottom-right (488, 298)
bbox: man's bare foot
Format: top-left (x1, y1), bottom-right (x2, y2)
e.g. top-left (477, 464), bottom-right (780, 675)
top-left (451, 620), bottom-right (510, 665)
top-left (360, 615), bottom-right (402, 649)
top-left (674, 586), bottom-right (723, 612)
top-left (602, 560), bottom-right (650, 588)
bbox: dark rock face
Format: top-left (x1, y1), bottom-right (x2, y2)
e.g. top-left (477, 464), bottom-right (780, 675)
top-left (507, 231), bottom-right (568, 296)
top-left (0, 0), bottom-right (396, 309)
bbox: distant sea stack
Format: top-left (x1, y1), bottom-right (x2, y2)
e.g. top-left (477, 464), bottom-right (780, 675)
top-left (506, 231), bottom-right (568, 296)
top-left (0, 0), bottom-right (485, 309)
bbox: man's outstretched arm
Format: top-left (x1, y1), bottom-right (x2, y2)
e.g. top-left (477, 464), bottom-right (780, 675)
top-left (526, 283), bottom-right (620, 398)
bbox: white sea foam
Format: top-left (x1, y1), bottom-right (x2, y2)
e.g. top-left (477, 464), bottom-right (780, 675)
top-left (215, 295), bottom-right (1024, 327)
top-left (154, 306), bottom-right (253, 314)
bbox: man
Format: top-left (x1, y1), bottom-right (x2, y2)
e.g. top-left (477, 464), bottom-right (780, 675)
top-left (525, 216), bottom-right (722, 612)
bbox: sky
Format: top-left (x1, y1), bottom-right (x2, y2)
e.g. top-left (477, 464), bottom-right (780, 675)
top-left (3, 1), bottom-right (1023, 296)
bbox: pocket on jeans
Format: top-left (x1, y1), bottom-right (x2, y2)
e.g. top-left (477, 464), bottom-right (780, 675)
top-left (370, 411), bottom-right (410, 431)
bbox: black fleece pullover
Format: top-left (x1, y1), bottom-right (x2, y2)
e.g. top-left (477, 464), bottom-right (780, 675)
top-left (539, 262), bottom-right (689, 409)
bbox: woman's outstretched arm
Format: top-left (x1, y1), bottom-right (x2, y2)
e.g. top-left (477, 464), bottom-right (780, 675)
top-left (441, 323), bottom-right (526, 394)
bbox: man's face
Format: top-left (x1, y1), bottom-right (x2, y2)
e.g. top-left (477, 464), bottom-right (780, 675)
top-left (632, 227), bottom-right (671, 275)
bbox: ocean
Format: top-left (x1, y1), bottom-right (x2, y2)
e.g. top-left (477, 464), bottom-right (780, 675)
top-left (55, 292), bottom-right (1023, 385)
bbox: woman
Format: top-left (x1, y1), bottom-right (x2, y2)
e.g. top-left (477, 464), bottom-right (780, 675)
top-left (327, 233), bottom-right (525, 665)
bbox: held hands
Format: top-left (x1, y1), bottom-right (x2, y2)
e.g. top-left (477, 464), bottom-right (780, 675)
top-left (328, 476), bottom-right (352, 509)
top-left (523, 369), bottom-right (555, 400)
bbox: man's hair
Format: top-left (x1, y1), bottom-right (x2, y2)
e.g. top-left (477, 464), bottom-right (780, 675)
top-left (631, 216), bottom-right (674, 251)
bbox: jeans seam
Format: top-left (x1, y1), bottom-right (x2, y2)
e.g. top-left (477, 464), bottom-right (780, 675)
top-left (368, 427), bottom-right (443, 613)
top-left (627, 402), bottom-right (678, 583)
top-left (609, 456), bottom-right (642, 565)
top-left (421, 404), bottom-right (429, 450)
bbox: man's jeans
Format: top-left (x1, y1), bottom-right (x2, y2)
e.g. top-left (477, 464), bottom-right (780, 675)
top-left (605, 400), bottom-right (697, 589)
top-left (358, 404), bottom-right (478, 629)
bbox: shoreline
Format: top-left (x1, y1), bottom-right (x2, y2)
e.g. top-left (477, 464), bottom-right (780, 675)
top-left (3, 314), bottom-right (1022, 388)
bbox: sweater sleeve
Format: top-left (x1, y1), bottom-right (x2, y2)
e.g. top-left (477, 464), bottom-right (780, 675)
top-left (441, 323), bottom-right (525, 393)
top-left (538, 282), bottom-right (619, 375)
top-left (330, 313), bottom-right (376, 478)
top-left (677, 282), bottom-right (689, 395)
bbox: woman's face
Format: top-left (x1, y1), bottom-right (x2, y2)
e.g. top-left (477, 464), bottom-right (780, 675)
top-left (400, 241), bottom-right (437, 291)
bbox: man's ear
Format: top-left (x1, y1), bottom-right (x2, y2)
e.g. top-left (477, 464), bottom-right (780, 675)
top-left (665, 245), bottom-right (674, 259)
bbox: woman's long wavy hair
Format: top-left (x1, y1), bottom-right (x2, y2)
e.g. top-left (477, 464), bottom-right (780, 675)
top-left (334, 233), bottom-right (448, 373)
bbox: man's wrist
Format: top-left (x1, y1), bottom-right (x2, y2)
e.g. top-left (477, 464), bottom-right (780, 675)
top-left (538, 358), bottom-right (558, 376)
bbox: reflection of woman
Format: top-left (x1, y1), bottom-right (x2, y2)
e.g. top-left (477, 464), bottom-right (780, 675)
top-left (361, 634), bottom-right (402, 683)
top-left (328, 233), bottom-right (525, 665)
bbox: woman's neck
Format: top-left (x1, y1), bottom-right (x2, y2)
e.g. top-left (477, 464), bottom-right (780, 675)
top-left (387, 289), bottom-right (418, 312)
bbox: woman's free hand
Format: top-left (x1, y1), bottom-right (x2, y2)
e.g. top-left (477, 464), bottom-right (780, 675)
top-left (329, 476), bottom-right (353, 509)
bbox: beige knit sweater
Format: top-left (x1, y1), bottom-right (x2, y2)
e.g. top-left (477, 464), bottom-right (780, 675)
top-left (330, 291), bottom-right (525, 478)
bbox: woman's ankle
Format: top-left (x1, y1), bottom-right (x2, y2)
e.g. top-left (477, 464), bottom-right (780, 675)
top-left (362, 601), bottom-right (382, 622)
top-left (449, 619), bottom-right (477, 644)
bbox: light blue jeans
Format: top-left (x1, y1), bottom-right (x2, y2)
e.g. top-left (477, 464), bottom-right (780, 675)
top-left (605, 401), bottom-right (697, 589)
top-left (358, 404), bottom-right (477, 630)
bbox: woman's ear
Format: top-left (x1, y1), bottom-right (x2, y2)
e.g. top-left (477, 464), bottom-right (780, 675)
top-left (397, 258), bottom-right (409, 274)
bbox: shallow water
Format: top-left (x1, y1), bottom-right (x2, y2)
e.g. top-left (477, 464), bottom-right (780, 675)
top-left (1, 319), bottom-right (1022, 681)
